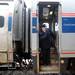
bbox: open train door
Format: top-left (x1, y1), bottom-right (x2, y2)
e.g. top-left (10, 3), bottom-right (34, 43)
top-left (37, 2), bottom-right (61, 74)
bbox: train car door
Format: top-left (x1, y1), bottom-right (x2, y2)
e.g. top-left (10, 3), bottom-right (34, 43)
top-left (37, 2), bottom-right (61, 74)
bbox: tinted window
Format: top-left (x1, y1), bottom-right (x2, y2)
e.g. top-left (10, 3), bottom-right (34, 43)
top-left (0, 16), bottom-right (4, 27)
top-left (0, 3), bottom-right (9, 5)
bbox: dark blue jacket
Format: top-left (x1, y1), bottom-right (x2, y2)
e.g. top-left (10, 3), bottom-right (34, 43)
top-left (39, 29), bottom-right (55, 49)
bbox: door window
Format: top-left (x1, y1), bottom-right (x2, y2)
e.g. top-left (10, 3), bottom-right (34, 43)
top-left (0, 16), bottom-right (4, 28)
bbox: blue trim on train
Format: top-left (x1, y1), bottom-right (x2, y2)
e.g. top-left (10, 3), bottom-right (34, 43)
top-left (62, 17), bottom-right (75, 33)
top-left (32, 28), bottom-right (37, 33)
top-left (32, 17), bottom-right (37, 26)
top-left (8, 16), bottom-right (12, 32)
top-left (32, 17), bottom-right (37, 33)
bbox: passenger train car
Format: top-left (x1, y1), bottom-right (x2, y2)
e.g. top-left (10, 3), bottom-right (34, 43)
top-left (0, 0), bottom-right (14, 65)
top-left (0, 0), bottom-right (29, 68)
top-left (0, 0), bottom-right (75, 74)
top-left (30, 0), bottom-right (75, 74)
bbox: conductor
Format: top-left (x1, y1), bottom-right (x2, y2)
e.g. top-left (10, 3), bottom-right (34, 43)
top-left (39, 24), bottom-right (55, 65)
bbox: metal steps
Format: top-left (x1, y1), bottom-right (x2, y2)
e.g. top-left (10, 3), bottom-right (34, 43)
top-left (38, 47), bottom-right (60, 74)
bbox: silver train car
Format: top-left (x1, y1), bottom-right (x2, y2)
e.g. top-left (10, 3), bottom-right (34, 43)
top-left (0, 0), bottom-right (75, 74)
top-left (0, 0), bottom-right (31, 69)
top-left (30, 0), bottom-right (75, 74)
top-left (0, 0), bottom-right (14, 65)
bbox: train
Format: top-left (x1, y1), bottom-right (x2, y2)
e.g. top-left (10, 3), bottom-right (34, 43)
top-left (30, 0), bottom-right (75, 74)
top-left (0, 0), bottom-right (31, 69)
top-left (0, 0), bottom-right (75, 74)
top-left (0, 0), bottom-right (14, 66)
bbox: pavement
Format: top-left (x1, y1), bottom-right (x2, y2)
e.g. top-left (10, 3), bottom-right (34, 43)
top-left (0, 70), bottom-right (36, 75)
top-left (0, 70), bottom-right (60, 75)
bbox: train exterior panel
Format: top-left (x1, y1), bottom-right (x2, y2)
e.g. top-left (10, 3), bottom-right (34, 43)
top-left (31, 0), bottom-right (75, 59)
top-left (0, 0), bottom-right (27, 67)
top-left (13, 0), bottom-right (26, 41)
top-left (0, 1), bottom-right (14, 63)
top-left (30, 0), bottom-right (75, 73)
top-left (30, 1), bottom-right (39, 56)
top-left (60, 0), bottom-right (75, 57)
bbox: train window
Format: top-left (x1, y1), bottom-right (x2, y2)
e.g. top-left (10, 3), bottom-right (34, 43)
top-left (0, 3), bottom-right (9, 5)
top-left (43, 8), bottom-right (49, 17)
top-left (0, 16), bottom-right (4, 28)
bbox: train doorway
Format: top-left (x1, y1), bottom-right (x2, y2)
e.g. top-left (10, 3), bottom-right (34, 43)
top-left (37, 2), bottom-right (61, 74)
